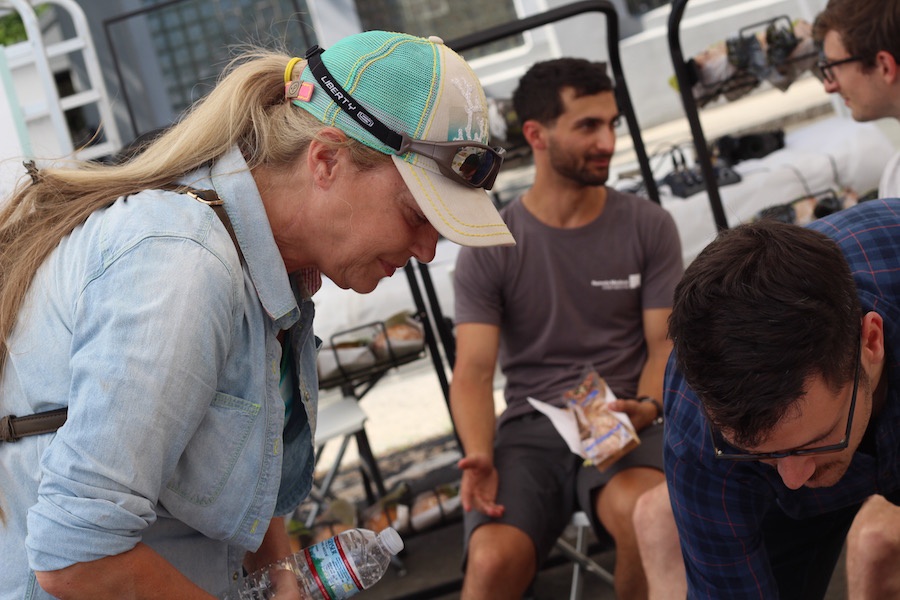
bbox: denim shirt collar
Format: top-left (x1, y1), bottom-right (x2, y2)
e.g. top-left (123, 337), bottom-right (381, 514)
top-left (189, 146), bottom-right (302, 330)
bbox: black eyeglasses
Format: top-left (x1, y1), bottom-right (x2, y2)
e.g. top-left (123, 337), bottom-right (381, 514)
top-left (816, 55), bottom-right (863, 84)
top-left (708, 334), bottom-right (861, 461)
top-left (303, 45), bottom-right (505, 190)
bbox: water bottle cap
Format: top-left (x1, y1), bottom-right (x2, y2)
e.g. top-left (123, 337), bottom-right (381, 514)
top-left (378, 527), bottom-right (404, 555)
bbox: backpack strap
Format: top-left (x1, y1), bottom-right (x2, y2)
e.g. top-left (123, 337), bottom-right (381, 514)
top-left (0, 185), bottom-right (244, 442)
top-left (157, 184), bottom-right (246, 267)
top-left (0, 408), bottom-right (68, 443)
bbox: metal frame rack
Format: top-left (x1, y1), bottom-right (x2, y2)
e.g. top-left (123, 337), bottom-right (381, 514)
top-left (667, 0), bottom-right (821, 231)
top-left (667, 0), bottom-right (730, 231)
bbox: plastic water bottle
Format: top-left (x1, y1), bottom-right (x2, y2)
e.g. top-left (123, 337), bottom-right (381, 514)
top-left (222, 527), bottom-right (404, 599)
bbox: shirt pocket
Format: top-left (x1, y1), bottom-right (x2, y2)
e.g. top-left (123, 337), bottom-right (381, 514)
top-left (165, 392), bottom-right (261, 506)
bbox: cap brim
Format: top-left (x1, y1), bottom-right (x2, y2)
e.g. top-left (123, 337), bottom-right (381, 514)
top-left (392, 155), bottom-right (515, 247)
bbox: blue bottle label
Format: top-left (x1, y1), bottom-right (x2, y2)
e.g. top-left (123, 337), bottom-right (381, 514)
top-left (303, 536), bottom-right (363, 599)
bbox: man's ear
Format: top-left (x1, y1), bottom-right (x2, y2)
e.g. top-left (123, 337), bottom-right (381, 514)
top-left (307, 127), bottom-right (347, 190)
top-left (521, 119), bottom-right (548, 152)
top-left (862, 310), bottom-right (885, 367)
top-left (875, 50), bottom-right (899, 84)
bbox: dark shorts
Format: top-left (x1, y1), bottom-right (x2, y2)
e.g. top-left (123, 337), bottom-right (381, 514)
top-left (462, 411), bottom-right (664, 567)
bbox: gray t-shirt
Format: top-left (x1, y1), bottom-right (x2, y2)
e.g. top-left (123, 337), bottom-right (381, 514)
top-left (454, 188), bottom-right (683, 425)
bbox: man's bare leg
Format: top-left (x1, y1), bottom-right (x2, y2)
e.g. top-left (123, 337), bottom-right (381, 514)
top-left (846, 494), bottom-right (900, 599)
top-left (633, 481), bottom-right (687, 600)
top-left (462, 523), bottom-right (536, 600)
top-left (596, 467), bottom-right (667, 600)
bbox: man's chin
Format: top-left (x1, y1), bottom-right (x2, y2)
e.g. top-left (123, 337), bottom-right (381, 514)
top-left (804, 464), bottom-right (846, 488)
top-left (576, 174), bottom-right (609, 187)
top-left (849, 105), bottom-right (877, 123)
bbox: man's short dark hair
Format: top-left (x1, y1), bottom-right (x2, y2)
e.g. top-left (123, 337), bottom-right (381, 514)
top-left (669, 220), bottom-right (861, 447)
top-left (813, 0), bottom-right (900, 69)
top-left (511, 58), bottom-right (614, 127)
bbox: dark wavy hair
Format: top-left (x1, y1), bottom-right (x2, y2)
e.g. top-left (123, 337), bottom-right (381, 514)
top-left (512, 57), bottom-right (614, 127)
top-left (813, 0), bottom-right (900, 70)
top-left (669, 220), bottom-right (861, 446)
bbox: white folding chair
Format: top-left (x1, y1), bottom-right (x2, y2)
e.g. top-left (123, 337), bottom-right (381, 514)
top-left (303, 397), bottom-right (369, 528)
top-left (554, 511), bottom-right (615, 600)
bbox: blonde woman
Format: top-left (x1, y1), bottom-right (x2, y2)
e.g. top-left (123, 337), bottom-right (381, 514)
top-left (0, 31), bottom-right (513, 599)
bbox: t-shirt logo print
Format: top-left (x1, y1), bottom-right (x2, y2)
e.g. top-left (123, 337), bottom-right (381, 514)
top-left (591, 274), bottom-right (642, 290)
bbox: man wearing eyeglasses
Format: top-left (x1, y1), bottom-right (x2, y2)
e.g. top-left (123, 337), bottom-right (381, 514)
top-left (813, 0), bottom-right (900, 198)
top-left (660, 199), bottom-right (900, 599)
top-left (450, 58), bottom-right (683, 600)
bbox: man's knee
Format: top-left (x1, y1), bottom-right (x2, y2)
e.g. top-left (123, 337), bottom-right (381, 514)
top-left (633, 482), bottom-right (683, 569)
top-left (633, 481), bottom-right (673, 543)
top-left (465, 523), bottom-right (536, 584)
top-left (847, 496), bottom-right (900, 567)
top-left (597, 467), bottom-right (665, 539)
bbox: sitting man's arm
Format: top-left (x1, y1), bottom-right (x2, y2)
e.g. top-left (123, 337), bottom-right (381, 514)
top-left (636, 307), bottom-right (674, 401)
top-left (451, 322), bottom-right (504, 518)
top-left (609, 307), bottom-right (673, 431)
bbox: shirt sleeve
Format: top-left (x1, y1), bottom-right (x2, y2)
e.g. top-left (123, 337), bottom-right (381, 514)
top-left (639, 204), bottom-right (683, 310)
top-left (878, 150), bottom-right (900, 198)
top-left (26, 235), bottom-right (239, 571)
top-left (664, 358), bottom-right (780, 599)
top-left (453, 244), bottom-right (506, 327)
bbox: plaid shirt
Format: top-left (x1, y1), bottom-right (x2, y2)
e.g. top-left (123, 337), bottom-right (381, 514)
top-left (664, 198), bottom-right (900, 599)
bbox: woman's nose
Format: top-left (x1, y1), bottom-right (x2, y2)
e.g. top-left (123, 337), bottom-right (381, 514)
top-left (776, 455), bottom-right (817, 490)
top-left (411, 223), bottom-right (439, 264)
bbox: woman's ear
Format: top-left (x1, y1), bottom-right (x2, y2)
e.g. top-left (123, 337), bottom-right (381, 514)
top-left (307, 128), bottom-right (347, 190)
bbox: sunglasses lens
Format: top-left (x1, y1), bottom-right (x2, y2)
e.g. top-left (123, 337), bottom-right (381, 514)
top-left (452, 147), bottom-right (500, 187)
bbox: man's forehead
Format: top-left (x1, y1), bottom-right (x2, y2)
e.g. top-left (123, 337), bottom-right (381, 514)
top-left (560, 86), bottom-right (615, 103)
top-left (718, 380), bottom-right (846, 452)
top-left (559, 88), bottom-right (618, 116)
top-left (822, 29), bottom-right (849, 57)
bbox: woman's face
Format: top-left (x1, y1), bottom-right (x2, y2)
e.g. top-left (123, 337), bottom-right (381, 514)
top-left (316, 159), bottom-right (440, 294)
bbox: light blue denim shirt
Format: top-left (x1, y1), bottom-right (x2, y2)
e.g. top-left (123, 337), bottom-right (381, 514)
top-left (0, 146), bottom-right (318, 599)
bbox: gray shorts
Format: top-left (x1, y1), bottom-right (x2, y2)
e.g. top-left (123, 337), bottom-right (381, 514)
top-left (462, 411), bottom-right (664, 567)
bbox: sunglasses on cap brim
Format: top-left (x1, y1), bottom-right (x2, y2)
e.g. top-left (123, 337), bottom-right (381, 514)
top-left (304, 45), bottom-right (505, 190)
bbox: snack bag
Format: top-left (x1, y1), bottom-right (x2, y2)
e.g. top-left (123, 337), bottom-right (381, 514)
top-left (563, 368), bottom-right (640, 471)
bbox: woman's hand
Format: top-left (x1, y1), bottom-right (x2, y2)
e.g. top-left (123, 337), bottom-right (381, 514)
top-left (267, 567), bottom-right (305, 599)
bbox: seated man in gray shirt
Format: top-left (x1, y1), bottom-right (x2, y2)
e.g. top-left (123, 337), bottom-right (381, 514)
top-left (450, 58), bottom-right (683, 600)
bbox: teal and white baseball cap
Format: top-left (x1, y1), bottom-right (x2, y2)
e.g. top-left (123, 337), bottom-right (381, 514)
top-left (289, 30), bottom-right (515, 248)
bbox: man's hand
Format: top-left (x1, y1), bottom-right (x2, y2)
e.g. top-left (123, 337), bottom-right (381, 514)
top-left (607, 398), bottom-right (659, 432)
top-left (457, 453), bottom-right (504, 518)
